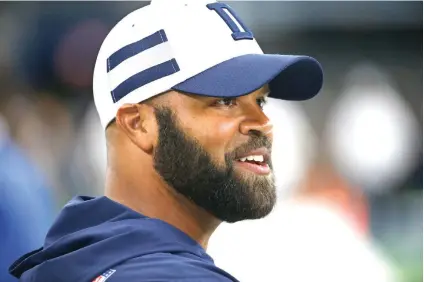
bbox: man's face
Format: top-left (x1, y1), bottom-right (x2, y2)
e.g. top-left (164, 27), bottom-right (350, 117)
top-left (152, 86), bottom-right (276, 223)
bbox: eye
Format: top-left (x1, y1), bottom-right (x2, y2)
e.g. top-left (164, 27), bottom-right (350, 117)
top-left (257, 96), bottom-right (268, 109)
top-left (214, 98), bottom-right (237, 107)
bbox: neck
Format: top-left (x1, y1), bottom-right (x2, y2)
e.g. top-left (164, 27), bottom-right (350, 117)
top-left (105, 167), bottom-right (220, 250)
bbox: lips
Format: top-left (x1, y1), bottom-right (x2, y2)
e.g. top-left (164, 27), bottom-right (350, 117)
top-left (235, 161), bottom-right (270, 175)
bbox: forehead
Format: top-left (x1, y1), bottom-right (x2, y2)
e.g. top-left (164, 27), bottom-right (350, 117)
top-left (256, 84), bottom-right (270, 96)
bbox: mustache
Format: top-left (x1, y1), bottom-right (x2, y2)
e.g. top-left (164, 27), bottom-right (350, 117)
top-left (228, 135), bottom-right (272, 160)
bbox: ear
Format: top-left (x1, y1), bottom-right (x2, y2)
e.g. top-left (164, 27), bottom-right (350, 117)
top-left (115, 103), bottom-right (157, 153)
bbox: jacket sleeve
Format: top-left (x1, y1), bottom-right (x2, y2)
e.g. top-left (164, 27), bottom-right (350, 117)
top-left (102, 253), bottom-right (238, 282)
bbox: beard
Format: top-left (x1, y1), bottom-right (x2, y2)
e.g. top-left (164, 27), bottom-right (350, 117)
top-left (153, 107), bottom-right (276, 223)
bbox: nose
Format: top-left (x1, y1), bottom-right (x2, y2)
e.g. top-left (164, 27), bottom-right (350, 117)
top-left (239, 109), bottom-right (273, 137)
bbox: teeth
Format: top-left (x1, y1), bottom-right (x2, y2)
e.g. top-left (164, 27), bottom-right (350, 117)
top-left (253, 155), bottom-right (264, 162)
top-left (238, 155), bottom-right (264, 162)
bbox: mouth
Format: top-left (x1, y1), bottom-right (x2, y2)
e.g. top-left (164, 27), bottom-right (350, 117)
top-left (233, 148), bottom-right (271, 175)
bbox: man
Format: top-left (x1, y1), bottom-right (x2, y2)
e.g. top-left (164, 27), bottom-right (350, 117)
top-left (9, 0), bottom-right (323, 281)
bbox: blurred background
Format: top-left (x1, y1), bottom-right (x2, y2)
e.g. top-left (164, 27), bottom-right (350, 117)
top-left (0, 1), bottom-right (421, 282)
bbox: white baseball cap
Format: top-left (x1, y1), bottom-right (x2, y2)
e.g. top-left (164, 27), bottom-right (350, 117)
top-left (93, 0), bottom-right (323, 129)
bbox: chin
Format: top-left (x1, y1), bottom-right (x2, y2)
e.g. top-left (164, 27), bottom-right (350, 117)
top-left (223, 191), bottom-right (277, 223)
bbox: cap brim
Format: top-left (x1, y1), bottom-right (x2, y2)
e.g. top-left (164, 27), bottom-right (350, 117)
top-left (172, 54), bottom-right (323, 101)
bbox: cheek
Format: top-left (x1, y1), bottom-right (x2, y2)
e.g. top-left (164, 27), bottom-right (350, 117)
top-left (191, 119), bottom-right (240, 160)
top-left (209, 121), bottom-right (238, 146)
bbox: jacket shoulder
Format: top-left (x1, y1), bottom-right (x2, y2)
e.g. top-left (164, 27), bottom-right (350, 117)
top-left (100, 252), bottom-right (238, 282)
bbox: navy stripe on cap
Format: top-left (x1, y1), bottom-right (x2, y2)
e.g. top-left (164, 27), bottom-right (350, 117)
top-left (111, 59), bottom-right (180, 103)
top-left (107, 29), bottom-right (168, 72)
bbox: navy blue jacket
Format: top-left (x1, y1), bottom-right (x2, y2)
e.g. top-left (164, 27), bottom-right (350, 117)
top-left (9, 196), bottom-right (239, 281)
